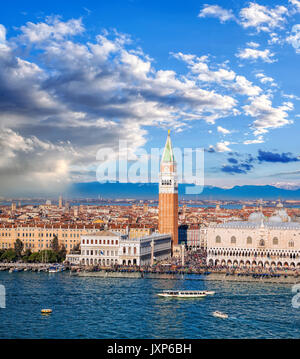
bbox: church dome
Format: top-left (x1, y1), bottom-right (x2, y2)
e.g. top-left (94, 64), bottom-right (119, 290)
top-left (248, 211), bottom-right (265, 223)
top-left (269, 206), bottom-right (291, 223)
top-left (269, 215), bottom-right (283, 223)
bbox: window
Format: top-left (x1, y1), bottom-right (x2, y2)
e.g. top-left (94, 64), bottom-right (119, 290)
top-left (259, 239), bottom-right (265, 246)
top-left (289, 241), bottom-right (294, 248)
top-left (215, 236), bottom-right (221, 244)
top-left (247, 237), bottom-right (252, 244)
top-left (231, 236), bottom-right (236, 244)
top-left (273, 237), bottom-right (278, 245)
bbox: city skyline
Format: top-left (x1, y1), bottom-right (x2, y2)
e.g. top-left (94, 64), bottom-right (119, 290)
top-left (0, 0), bottom-right (299, 198)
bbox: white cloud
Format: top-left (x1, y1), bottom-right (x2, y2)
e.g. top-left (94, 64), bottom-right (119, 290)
top-left (236, 47), bottom-right (275, 63)
top-left (268, 32), bottom-right (281, 45)
top-left (255, 73), bottom-right (276, 86)
top-left (198, 5), bottom-right (235, 23)
top-left (217, 126), bottom-right (231, 135)
top-left (172, 52), bottom-right (236, 83)
top-left (198, 67), bottom-right (236, 83)
top-left (19, 16), bottom-right (84, 43)
top-left (0, 128), bottom-right (77, 196)
top-left (231, 75), bottom-right (262, 96)
top-left (0, 24), bottom-right (6, 43)
top-left (246, 41), bottom-right (260, 48)
top-left (282, 93), bottom-right (300, 100)
top-left (243, 136), bottom-right (264, 145)
top-left (289, 0), bottom-right (300, 13)
top-left (214, 141), bottom-right (232, 152)
top-left (286, 24), bottom-right (300, 54)
top-left (172, 52), bottom-right (262, 97)
top-left (243, 95), bottom-right (294, 135)
top-left (0, 17), bottom-right (245, 193)
top-left (239, 2), bottom-right (288, 32)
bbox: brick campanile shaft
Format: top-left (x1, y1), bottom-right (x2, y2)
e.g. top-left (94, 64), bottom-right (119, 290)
top-left (158, 130), bottom-right (178, 247)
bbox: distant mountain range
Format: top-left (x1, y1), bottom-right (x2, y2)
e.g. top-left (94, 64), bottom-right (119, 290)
top-left (68, 182), bottom-right (300, 200)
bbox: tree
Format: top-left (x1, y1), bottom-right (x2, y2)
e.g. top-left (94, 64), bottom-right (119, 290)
top-left (28, 252), bottom-right (40, 263)
top-left (0, 249), bottom-right (5, 261)
top-left (58, 245), bottom-right (67, 262)
top-left (1, 249), bottom-right (17, 263)
top-left (22, 249), bottom-right (32, 263)
top-left (14, 239), bottom-right (24, 259)
top-left (51, 235), bottom-right (59, 253)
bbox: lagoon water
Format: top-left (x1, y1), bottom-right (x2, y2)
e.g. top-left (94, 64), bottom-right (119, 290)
top-left (0, 272), bottom-right (300, 339)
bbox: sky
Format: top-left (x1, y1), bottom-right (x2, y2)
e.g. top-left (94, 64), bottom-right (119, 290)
top-left (0, 0), bottom-right (299, 196)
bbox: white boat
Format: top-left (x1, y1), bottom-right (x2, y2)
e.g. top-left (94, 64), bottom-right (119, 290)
top-left (48, 266), bottom-right (60, 273)
top-left (157, 290), bottom-right (207, 298)
top-left (213, 311), bottom-right (228, 319)
top-left (49, 265), bottom-right (64, 273)
top-left (204, 291), bottom-right (215, 296)
top-left (49, 268), bottom-right (60, 273)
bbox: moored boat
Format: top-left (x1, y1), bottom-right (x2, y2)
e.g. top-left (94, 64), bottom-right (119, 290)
top-left (49, 267), bottom-right (60, 273)
top-left (48, 264), bottom-right (64, 273)
top-left (157, 290), bottom-right (207, 298)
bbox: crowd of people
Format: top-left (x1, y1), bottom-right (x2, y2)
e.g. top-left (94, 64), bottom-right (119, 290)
top-left (69, 247), bottom-right (300, 277)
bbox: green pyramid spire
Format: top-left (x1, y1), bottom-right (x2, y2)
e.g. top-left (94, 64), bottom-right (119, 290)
top-left (162, 130), bottom-right (175, 163)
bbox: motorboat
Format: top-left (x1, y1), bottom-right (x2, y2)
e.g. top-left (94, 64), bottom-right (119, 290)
top-left (41, 309), bottom-right (52, 315)
top-left (48, 265), bottom-right (64, 273)
top-left (49, 267), bottom-right (60, 273)
top-left (157, 290), bottom-right (207, 298)
top-left (213, 311), bottom-right (228, 319)
top-left (204, 291), bottom-right (215, 296)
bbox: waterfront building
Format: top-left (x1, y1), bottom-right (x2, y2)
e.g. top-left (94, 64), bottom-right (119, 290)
top-left (77, 230), bottom-right (122, 266)
top-left (0, 224), bottom-right (104, 253)
top-left (66, 231), bottom-right (171, 266)
top-left (207, 205), bottom-right (300, 268)
top-left (119, 233), bottom-right (171, 266)
top-left (158, 130), bottom-right (179, 247)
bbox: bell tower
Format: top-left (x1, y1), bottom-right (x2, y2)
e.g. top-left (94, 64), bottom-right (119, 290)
top-left (158, 130), bottom-right (178, 247)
